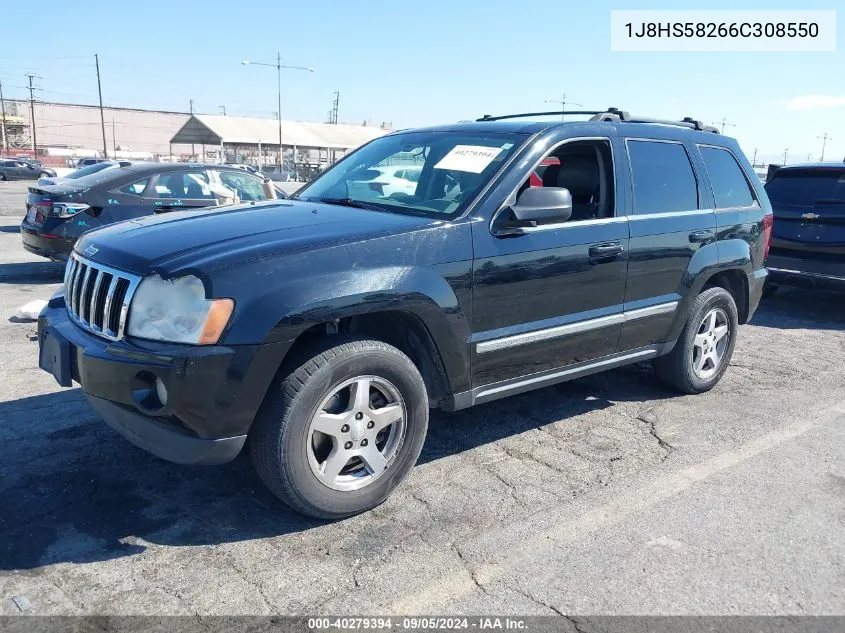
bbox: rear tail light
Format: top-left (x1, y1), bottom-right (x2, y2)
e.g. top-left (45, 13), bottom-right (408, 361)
top-left (762, 213), bottom-right (774, 260)
top-left (51, 202), bottom-right (90, 218)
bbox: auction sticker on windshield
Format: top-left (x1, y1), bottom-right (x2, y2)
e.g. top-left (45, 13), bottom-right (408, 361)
top-left (434, 145), bottom-right (503, 173)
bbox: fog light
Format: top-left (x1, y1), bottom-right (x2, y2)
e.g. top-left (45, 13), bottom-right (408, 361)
top-left (155, 377), bottom-right (168, 407)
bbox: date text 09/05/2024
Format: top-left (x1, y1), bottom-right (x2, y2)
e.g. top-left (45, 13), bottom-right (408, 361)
top-left (307, 617), bottom-right (527, 630)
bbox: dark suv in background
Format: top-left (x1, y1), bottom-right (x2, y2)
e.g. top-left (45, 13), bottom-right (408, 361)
top-left (37, 108), bottom-right (771, 518)
top-left (764, 163), bottom-right (845, 292)
top-left (21, 162), bottom-right (281, 260)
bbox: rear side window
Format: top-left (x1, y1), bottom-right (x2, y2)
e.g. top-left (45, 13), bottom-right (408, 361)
top-left (155, 171), bottom-right (213, 199)
top-left (118, 179), bottom-right (149, 195)
top-left (698, 146), bottom-right (756, 209)
top-left (765, 169), bottom-right (845, 206)
top-left (627, 140), bottom-right (699, 214)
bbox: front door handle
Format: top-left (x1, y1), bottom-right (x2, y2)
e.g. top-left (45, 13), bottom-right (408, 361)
top-left (689, 230), bottom-right (714, 243)
top-left (589, 242), bottom-right (624, 259)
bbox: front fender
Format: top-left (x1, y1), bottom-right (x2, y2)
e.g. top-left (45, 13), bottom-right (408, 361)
top-left (221, 263), bottom-right (473, 394)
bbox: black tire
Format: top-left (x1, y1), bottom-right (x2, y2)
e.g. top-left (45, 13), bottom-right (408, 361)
top-left (653, 287), bottom-right (739, 394)
top-left (38, 171), bottom-right (51, 179)
top-left (250, 336), bottom-right (429, 519)
top-left (0, 173), bottom-right (6, 182)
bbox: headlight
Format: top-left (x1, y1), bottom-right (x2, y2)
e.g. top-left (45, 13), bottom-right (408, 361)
top-left (126, 274), bottom-right (234, 344)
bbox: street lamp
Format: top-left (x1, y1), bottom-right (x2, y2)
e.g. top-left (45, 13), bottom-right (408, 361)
top-left (242, 54), bottom-right (314, 171)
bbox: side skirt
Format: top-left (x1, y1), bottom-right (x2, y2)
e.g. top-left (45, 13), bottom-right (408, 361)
top-left (443, 342), bottom-right (677, 411)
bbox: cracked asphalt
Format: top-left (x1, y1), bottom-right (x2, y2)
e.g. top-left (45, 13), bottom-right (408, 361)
top-left (0, 179), bottom-right (843, 616)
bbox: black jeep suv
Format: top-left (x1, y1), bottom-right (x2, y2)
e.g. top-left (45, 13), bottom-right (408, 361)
top-left (37, 109), bottom-right (772, 518)
top-left (764, 163), bottom-right (845, 292)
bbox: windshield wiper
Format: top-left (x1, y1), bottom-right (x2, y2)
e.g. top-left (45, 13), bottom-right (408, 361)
top-left (311, 197), bottom-right (387, 211)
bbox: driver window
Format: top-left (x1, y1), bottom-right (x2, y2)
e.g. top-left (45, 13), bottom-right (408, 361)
top-left (518, 139), bottom-right (615, 222)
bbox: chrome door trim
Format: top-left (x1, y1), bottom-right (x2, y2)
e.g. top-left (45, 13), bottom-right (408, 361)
top-left (475, 301), bottom-right (678, 354)
top-left (475, 348), bottom-right (659, 400)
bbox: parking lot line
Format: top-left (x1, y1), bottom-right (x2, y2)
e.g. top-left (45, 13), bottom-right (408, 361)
top-left (390, 399), bottom-right (845, 613)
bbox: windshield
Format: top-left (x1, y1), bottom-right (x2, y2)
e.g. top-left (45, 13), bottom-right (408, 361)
top-left (67, 162), bottom-right (115, 179)
top-left (295, 130), bottom-right (527, 218)
top-left (766, 169), bottom-right (845, 206)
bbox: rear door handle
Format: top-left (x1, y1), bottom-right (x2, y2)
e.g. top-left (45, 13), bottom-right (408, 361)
top-left (588, 242), bottom-right (624, 259)
top-left (689, 230), bottom-right (714, 243)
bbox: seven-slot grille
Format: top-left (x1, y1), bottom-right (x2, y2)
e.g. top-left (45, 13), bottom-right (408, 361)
top-left (64, 253), bottom-right (141, 341)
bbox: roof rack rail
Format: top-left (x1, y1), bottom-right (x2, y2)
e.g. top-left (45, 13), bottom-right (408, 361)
top-left (477, 110), bottom-right (611, 122)
top-left (476, 107), bottom-right (720, 133)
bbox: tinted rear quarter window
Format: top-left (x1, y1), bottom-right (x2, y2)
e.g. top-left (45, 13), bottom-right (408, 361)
top-left (698, 146), bottom-right (756, 208)
top-left (765, 169), bottom-right (845, 206)
top-left (627, 140), bottom-right (698, 214)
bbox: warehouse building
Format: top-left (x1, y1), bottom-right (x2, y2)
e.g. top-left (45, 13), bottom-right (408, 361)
top-left (0, 100), bottom-right (390, 170)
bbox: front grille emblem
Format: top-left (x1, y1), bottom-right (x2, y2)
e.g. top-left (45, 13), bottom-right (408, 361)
top-left (801, 213), bottom-right (820, 221)
top-left (83, 244), bottom-right (99, 257)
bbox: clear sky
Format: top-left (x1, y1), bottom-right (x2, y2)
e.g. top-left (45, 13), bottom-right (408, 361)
top-left (0, 0), bottom-right (842, 165)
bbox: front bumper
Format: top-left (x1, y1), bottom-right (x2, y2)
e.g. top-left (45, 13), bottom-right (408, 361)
top-left (20, 221), bottom-right (74, 261)
top-left (38, 292), bottom-right (291, 465)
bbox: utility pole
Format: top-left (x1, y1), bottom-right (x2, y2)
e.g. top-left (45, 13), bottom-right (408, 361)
top-left (189, 99), bottom-right (195, 159)
top-left (25, 74), bottom-right (39, 154)
top-left (783, 148), bottom-right (789, 165)
top-left (818, 132), bottom-right (831, 161)
top-left (95, 54), bottom-right (108, 158)
top-left (714, 116), bottom-right (735, 135)
top-left (752, 148), bottom-right (758, 167)
top-left (277, 53), bottom-right (282, 168)
top-left (545, 93), bottom-right (582, 120)
top-left (330, 91), bottom-right (339, 124)
top-left (0, 80), bottom-right (7, 152)
top-left (806, 152), bottom-right (812, 162)
top-left (241, 54), bottom-right (314, 170)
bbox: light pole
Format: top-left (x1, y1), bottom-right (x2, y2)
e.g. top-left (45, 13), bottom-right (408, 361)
top-left (545, 94), bottom-right (582, 120)
top-left (242, 54), bottom-right (314, 171)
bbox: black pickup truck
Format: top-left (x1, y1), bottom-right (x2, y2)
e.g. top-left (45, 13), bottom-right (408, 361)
top-left (37, 108), bottom-right (772, 518)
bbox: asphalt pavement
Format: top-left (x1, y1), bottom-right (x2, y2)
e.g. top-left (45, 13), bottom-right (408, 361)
top-left (0, 179), bottom-right (842, 616)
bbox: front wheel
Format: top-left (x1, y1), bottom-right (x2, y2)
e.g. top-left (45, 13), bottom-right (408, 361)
top-left (653, 287), bottom-right (738, 394)
top-left (250, 337), bottom-right (429, 519)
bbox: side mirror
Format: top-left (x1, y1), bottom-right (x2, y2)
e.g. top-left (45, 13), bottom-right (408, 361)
top-left (511, 186), bottom-right (572, 225)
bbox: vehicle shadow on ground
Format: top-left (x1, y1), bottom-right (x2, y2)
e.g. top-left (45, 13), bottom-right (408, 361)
top-left (2, 291), bottom-right (840, 571)
top-left (0, 261), bottom-right (65, 284)
top-left (752, 288), bottom-right (845, 331)
top-left (0, 363), bottom-right (672, 572)
top-left (0, 225), bottom-right (20, 233)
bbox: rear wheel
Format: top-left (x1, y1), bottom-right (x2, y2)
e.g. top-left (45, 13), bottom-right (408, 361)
top-left (654, 287), bottom-right (738, 394)
top-left (0, 173), bottom-right (6, 182)
top-left (250, 336), bottom-right (429, 519)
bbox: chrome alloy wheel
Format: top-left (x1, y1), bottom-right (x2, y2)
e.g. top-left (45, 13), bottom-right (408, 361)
top-left (307, 375), bottom-right (407, 491)
top-left (692, 307), bottom-right (730, 380)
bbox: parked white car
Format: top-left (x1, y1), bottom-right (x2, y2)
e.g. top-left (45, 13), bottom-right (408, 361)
top-left (351, 165), bottom-right (421, 198)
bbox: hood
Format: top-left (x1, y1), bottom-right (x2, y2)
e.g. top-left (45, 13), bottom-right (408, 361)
top-left (75, 200), bottom-right (440, 275)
